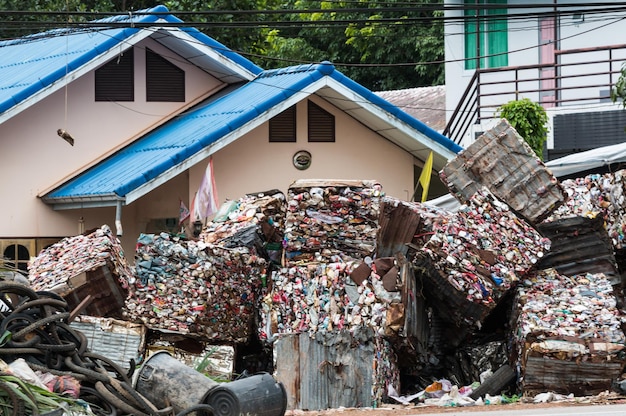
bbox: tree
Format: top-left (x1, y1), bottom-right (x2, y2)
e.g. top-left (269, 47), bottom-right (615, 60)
top-left (0, 0), bottom-right (445, 90)
top-left (496, 98), bottom-right (548, 160)
top-left (260, 0), bottom-right (444, 91)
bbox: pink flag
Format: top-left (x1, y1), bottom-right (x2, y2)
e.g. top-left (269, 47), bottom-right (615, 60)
top-left (179, 199), bottom-right (190, 225)
top-left (193, 157), bottom-right (219, 221)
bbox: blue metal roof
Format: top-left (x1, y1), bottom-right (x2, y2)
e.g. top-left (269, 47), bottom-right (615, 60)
top-left (0, 5), bottom-right (262, 116)
top-left (43, 62), bottom-right (462, 206)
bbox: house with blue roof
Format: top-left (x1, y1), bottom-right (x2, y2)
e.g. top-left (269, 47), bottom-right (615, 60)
top-left (0, 5), bottom-right (462, 267)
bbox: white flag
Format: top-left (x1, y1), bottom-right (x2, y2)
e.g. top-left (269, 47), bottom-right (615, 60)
top-left (193, 157), bottom-right (219, 221)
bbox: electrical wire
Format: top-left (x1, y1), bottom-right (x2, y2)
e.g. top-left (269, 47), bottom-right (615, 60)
top-left (1, 2), bottom-right (624, 120)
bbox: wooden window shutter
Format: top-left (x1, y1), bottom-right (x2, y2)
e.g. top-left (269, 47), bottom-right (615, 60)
top-left (308, 101), bottom-right (335, 142)
top-left (146, 48), bottom-right (185, 102)
top-left (269, 105), bottom-right (296, 142)
top-left (95, 48), bottom-right (134, 101)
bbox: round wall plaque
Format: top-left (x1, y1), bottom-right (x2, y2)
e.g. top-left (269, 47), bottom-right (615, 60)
top-left (293, 150), bottom-right (312, 170)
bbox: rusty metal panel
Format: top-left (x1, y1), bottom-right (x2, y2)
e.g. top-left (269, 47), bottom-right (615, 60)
top-left (377, 197), bottom-right (423, 258)
top-left (523, 356), bottom-right (624, 396)
top-left (273, 335), bottom-right (300, 410)
top-left (401, 260), bottom-right (429, 352)
top-left (440, 119), bottom-right (566, 224)
top-left (299, 333), bottom-right (329, 410)
top-left (273, 330), bottom-right (399, 411)
top-left (537, 216), bottom-right (620, 284)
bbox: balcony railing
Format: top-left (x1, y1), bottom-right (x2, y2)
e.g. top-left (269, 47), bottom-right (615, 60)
top-left (443, 43), bottom-right (626, 145)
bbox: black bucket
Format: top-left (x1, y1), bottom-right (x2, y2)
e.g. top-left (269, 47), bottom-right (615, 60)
top-left (204, 372), bottom-right (287, 416)
top-left (134, 351), bottom-right (219, 413)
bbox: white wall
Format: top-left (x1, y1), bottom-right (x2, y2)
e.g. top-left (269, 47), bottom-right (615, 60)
top-left (444, 0), bottom-right (626, 144)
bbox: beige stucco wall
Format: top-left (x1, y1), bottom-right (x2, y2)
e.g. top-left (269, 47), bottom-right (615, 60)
top-left (188, 95), bottom-right (415, 211)
top-left (1, 44), bottom-right (419, 263)
top-left (0, 37), bottom-right (222, 241)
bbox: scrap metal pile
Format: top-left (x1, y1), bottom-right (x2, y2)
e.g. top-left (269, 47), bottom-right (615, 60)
top-left (11, 118), bottom-right (626, 412)
top-left (261, 180), bottom-right (400, 341)
top-left (28, 225), bottom-right (133, 294)
top-left (410, 119), bottom-right (626, 397)
top-left (27, 225), bottom-right (133, 318)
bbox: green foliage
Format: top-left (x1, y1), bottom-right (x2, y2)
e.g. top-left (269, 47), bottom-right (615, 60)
top-left (260, 0), bottom-right (444, 90)
top-left (496, 98), bottom-right (549, 160)
top-left (0, 374), bottom-right (92, 415)
top-left (611, 63), bottom-right (626, 109)
top-left (1, 0), bottom-right (445, 90)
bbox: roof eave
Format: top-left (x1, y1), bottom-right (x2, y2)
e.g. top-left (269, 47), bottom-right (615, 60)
top-left (41, 194), bottom-right (124, 210)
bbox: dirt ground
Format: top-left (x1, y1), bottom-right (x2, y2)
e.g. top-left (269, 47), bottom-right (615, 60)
top-left (285, 393), bottom-right (626, 415)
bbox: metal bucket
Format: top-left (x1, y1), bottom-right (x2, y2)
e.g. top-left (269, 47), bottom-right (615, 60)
top-left (204, 372), bottom-right (287, 416)
top-left (134, 351), bottom-right (219, 413)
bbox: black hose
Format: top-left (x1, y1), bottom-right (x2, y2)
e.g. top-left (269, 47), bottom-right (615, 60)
top-left (94, 381), bottom-right (151, 416)
top-left (176, 404), bottom-right (215, 416)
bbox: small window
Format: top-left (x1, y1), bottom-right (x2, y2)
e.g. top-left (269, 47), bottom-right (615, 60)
top-left (308, 101), bottom-right (335, 142)
top-left (269, 105), bottom-right (296, 142)
top-left (95, 48), bottom-right (134, 101)
top-left (146, 48), bottom-right (185, 102)
top-left (2, 243), bottom-right (30, 273)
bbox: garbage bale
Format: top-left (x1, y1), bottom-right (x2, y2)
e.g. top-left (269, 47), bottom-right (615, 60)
top-left (204, 373), bottom-right (287, 416)
top-left (134, 351), bottom-right (219, 413)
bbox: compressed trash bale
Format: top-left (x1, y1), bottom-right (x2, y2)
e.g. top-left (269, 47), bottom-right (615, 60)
top-left (200, 190), bottom-right (286, 255)
top-left (547, 169), bottom-right (626, 250)
top-left (123, 233), bottom-right (266, 342)
top-left (28, 225), bottom-right (133, 317)
top-left (440, 119), bottom-right (566, 224)
top-left (284, 179), bottom-right (383, 263)
top-left (511, 268), bottom-right (626, 396)
top-left (259, 258), bottom-right (402, 342)
top-left (414, 188), bottom-right (551, 328)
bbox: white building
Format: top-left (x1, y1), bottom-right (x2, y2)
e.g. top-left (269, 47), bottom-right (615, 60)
top-left (444, 0), bottom-right (626, 157)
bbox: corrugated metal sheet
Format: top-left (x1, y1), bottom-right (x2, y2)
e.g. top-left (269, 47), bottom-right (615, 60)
top-left (537, 216), bottom-right (621, 285)
top-left (441, 119), bottom-right (566, 224)
top-left (274, 330), bottom-right (397, 411)
top-left (44, 64), bottom-right (463, 206)
top-left (522, 355), bottom-right (623, 396)
top-left (70, 316), bottom-right (145, 370)
top-left (0, 5), bottom-right (261, 116)
top-left (43, 64), bottom-right (327, 201)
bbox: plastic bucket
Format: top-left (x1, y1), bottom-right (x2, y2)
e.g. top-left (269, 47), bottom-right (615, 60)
top-left (204, 372), bottom-right (287, 416)
top-left (134, 351), bottom-right (219, 413)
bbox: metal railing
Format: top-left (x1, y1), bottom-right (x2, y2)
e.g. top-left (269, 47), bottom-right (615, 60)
top-left (443, 43), bottom-right (626, 144)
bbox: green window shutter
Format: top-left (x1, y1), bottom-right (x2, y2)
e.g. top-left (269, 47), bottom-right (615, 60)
top-left (487, 0), bottom-right (508, 68)
top-left (464, 0), bottom-right (508, 69)
top-left (464, 6), bottom-right (479, 70)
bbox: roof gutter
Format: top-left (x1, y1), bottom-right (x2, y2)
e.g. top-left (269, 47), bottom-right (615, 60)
top-left (41, 193), bottom-right (125, 210)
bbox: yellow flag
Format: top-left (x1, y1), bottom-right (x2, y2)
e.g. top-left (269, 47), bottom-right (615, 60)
top-left (418, 151), bottom-right (433, 203)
